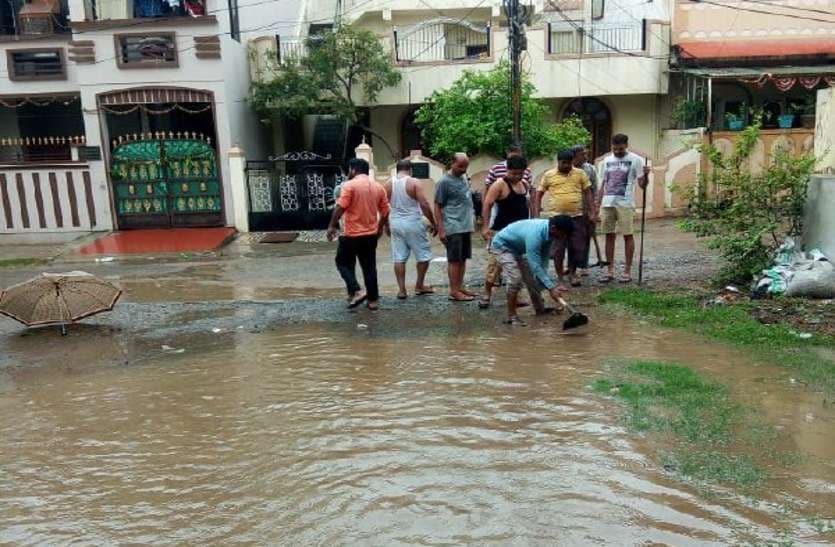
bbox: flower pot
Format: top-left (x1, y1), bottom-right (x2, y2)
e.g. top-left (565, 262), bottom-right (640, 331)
top-left (727, 119), bottom-right (744, 131)
top-left (777, 114), bottom-right (795, 129)
top-left (801, 114), bottom-right (815, 129)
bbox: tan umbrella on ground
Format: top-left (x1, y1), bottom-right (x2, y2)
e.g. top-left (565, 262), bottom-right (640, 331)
top-left (0, 272), bottom-right (122, 334)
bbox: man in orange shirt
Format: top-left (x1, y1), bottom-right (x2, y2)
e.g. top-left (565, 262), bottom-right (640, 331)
top-left (327, 158), bottom-right (391, 310)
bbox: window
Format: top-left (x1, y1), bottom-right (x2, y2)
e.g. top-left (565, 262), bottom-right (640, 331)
top-left (116, 33), bottom-right (178, 68)
top-left (592, 0), bottom-right (605, 19)
top-left (228, 0), bottom-right (240, 42)
top-left (7, 49), bottom-right (66, 81)
top-left (548, 23), bottom-right (582, 55)
top-left (0, 96), bottom-right (84, 163)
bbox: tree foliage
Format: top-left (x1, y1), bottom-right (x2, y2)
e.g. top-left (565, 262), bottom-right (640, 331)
top-left (249, 25), bottom-right (401, 123)
top-left (413, 62), bottom-right (590, 162)
top-left (679, 119), bottom-right (816, 284)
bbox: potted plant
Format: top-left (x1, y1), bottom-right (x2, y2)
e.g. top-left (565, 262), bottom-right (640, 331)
top-left (778, 108), bottom-right (796, 129)
top-left (794, 95), bottom-right (816, 129)
top-left (671, 97), bottom-right (706, 129)
top-left (725, 111), bottom-right (745, 131)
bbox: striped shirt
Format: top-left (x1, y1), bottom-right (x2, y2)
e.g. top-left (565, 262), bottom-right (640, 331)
top-left (485, 160), bottom-right (533, 189)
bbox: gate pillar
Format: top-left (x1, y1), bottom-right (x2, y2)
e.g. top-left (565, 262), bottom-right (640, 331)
top-left (354, 141), bottom-right (375, 179)
top-left (229, 144), bottom-right (249, 233)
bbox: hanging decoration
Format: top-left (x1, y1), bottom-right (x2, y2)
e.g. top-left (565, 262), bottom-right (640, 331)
top-left (0, 96), bottom-right (80, 109)
top-left (799, 76), bottom-right (822, 90)
top-left (92, 103), bottom-right (213, 116)
top-left (773, 77), bottom-right (797, 92)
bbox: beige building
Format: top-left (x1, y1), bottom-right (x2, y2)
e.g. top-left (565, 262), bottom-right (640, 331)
top-left (252, 0), bottom-right (673, 168)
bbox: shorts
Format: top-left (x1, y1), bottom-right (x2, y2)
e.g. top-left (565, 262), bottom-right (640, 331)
top-left (486, 251), bottom-right (502, 286)
top-left (601, 206), bottom-right (635, 235)
top-left (445, 232), bottom-right (472, 262)
top-left (391, 218), bottom-right (433, 263)
top-left (492, 249), bottom-right (538, 292)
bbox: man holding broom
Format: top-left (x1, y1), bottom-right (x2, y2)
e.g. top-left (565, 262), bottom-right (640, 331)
top-left (489, 216), bottom-right (574, 326)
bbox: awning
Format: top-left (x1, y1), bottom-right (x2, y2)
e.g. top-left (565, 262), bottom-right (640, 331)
top-left (677, 39), bottom-right (835, 62)
top-left (674, 65), bottom-right (835, 79)
top-left (99, 88), bottom-right (213, 105)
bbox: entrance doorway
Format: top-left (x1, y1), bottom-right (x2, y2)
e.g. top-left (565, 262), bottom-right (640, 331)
top-left (99, 87), bottom-right (223, 229)
top-left (562, 97), bottom-right (612, 160)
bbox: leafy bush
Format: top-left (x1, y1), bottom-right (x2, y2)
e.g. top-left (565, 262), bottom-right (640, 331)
top-left (680, 120), bottom-right (815, 284)
top-left (670, 97), bottom-right (706, 129)
top-left (414, 62), bottom-right (590, 162)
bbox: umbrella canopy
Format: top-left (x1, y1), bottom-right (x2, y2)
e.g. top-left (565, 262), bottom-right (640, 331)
top-left (0, 271), bottom-right (121, 327)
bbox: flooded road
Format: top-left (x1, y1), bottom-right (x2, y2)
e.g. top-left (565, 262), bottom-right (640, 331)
top-left (1, 307), bottom-right (833, 545)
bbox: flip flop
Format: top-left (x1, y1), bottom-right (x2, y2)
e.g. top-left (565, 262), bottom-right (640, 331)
top-left (448, 295), bottom-right (475, 302)
top-left (347, 292), bottom-right (368, 308)
top-left (367, 301), bottom-right (380, 311)
top-left (478, 298), bottom-right (490, 309)
top-left (415, 287), bottom-right (435, 296)
top-left (599, 276), bottom-right (615, 284)
top-left (619, 276), bottom-right (633, 284)
top-left (396, 293), bottom-right (408, 300)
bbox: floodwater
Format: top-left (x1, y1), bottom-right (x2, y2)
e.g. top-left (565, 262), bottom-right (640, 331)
top-left (1, 309), bottom-right (833, 546)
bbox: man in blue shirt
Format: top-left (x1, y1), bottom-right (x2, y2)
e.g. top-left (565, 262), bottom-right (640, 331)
top-left (490, 216), bottom-right (574, 325)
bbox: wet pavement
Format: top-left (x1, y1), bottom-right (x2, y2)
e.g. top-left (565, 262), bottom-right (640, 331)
top-left (1, 221), bottom-right (833, 545)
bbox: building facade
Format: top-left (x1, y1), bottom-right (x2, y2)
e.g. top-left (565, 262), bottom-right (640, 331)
top-left (0, 0), bottom-right (299, 234)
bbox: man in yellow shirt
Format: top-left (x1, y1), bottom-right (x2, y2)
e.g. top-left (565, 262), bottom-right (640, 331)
top-left (533, 149), bottom-right (595, 287)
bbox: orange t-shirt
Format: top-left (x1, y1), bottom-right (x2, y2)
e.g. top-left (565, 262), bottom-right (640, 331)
top-left (337, 175), bottom-right (391, 237)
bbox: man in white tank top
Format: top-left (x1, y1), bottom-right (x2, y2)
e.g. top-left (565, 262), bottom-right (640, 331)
top-left (384, 159), bottom-right (438, 299)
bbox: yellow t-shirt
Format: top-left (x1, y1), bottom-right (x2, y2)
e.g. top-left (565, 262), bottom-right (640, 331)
top-left (538, 167), bottom-right (591, 217)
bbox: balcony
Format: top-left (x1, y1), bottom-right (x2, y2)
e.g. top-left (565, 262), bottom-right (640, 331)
top-left (85, 0), bottom-right (205, 21)
top-left (547, 20), bottom-right (646, 56)
top-left (0, 0), bottom-right (70, 40)
top-left (394, 20), bottom-right (491, 64)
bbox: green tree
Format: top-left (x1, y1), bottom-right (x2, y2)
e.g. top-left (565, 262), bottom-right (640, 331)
top-left (414, 61), bottom-right (590, 162)
top-left (679, 119), bottom-right (816, 284)
top-left (249, 25), bottom-right (401, 131)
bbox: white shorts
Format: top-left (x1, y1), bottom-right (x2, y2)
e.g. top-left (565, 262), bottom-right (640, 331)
top-left (391, 218), bottom-right (433, 263)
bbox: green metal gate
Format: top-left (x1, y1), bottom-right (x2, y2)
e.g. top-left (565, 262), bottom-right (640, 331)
top-left (111, 138), bottom-right (223, 229)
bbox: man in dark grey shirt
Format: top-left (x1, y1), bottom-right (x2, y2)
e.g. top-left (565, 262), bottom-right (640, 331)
top-left (434, 153), bottom-right (476, 302)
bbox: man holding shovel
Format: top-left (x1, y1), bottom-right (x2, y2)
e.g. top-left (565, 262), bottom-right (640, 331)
top-left (489, 216), bottom-right (574, 326)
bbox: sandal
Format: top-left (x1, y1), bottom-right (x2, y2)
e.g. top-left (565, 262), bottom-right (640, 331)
top-left (599, 276), bottom-right (615, 284)
top-left (415, 287), bottom-right (435, 296)
top-left (478, 297), bottom-right (490, 309)
top-left (503, 316), bottom-right (528, 326)
top-left (396, 292), bottom-right (408, 300)
top-left (619, 275), bottom-right (633, 284)
top-left (448, 295), bottom-right (475, 302)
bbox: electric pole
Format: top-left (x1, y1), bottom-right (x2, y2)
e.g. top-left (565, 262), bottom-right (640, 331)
top-left (505, 0), bottom-right (528, 146)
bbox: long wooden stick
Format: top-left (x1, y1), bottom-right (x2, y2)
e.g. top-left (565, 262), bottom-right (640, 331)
top-left (638, 162), bottom-right (649, 286)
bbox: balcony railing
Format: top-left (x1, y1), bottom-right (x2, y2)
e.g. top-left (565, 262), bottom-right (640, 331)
top-left (394, 21), bottom-right (490, 63)
top-left (548, 21), bottom-right (645, 55)
top-left (275, 36), bottom-right (309, 63)
top-left (87, 0), bottom-right (205, 21)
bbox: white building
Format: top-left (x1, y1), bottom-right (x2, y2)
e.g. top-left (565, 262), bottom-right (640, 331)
top-left (0, 0), bottom-right (300, 234)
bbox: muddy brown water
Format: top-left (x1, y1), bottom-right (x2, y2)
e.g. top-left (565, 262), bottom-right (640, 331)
top-left (1, 312), bottom-right (833, 545)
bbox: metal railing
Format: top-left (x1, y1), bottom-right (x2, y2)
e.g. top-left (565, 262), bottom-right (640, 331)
top-left (275, 36), bottom-right (308, 63)
top-left (394, 21), bottom-right (491, 63)
top-left (548, 21), bottom-right (645, 54)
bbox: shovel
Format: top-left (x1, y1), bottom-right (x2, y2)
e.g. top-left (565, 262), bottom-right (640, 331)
top-left (557, 297), bottom-right (589, 331)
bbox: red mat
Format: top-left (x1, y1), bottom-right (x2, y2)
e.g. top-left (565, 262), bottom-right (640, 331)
top-left (78, 228), bottom-right (236, 255)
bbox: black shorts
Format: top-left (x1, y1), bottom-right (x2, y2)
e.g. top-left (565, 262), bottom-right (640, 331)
top-left (445, 232), bottom-right (472, 262)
